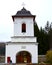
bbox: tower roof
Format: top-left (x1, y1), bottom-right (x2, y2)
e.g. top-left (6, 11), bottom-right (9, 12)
top-left (12, 7), bottom-right (36, 21)
top-left (16, 7), bottom-right (32, 16)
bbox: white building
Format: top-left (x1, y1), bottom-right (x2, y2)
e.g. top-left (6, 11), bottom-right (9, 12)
top-left (5, 7), bottom-right (38, 63)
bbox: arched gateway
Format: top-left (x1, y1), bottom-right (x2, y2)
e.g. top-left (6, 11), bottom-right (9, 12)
top-left (16, 51), bottom-right (31, 63)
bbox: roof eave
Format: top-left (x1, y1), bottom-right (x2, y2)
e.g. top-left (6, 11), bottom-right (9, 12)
top-left (12, 15), bottom-right (36, 21)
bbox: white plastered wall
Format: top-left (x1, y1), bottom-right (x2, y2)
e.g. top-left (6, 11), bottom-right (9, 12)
top-left (5, 43), bottom-right (38, 63)
top-left (14, 17), bottom-right (34, 36)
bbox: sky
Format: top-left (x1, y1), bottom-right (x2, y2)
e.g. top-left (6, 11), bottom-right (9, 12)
top-left (0, 0), bottom-right (52, 42)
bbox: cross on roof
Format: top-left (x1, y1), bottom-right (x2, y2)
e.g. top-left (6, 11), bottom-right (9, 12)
top-left (22, 2), bottom-right (25, 7)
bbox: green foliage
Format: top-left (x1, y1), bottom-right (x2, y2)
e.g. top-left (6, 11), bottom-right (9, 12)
top-left (38, 28), bottom-right (49, 55)
top-left (34, 22), bottom-right (39, 37)
top-left (46, 50), bottom-right (52, 64)
top-left (48, 29), bottom-right (52, 49)
top-left (34, 21), bottom-right (50, 55)
top-left (45, 21), bottom-right (50, 33)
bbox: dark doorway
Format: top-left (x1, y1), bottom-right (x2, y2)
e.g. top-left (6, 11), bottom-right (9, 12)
top-left (22, 23), bottom-right (26, 33)
top-left (16, 51), bottom-right (31, 63)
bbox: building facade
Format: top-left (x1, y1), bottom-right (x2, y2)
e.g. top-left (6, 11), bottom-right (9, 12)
top-left (5, 7), bottom-right (38, 63)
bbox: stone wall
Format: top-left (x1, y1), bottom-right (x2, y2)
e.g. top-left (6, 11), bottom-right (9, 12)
top-left (0, 56), bottom-right (5, 63)
top-left (38, 55), bottom-right (46, 63)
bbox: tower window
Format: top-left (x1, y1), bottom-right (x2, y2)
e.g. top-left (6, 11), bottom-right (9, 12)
top-left (22, 23), bottom-right (26, 33)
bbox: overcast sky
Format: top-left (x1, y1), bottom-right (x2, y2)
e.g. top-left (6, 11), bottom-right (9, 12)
top-left (0, 0), bottom-right (52, 42)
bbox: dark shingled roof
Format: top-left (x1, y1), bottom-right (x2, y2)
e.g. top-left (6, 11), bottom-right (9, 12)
top-left (16, 7), bottom-right (32, 16)
top-left (12, 7), bottom-right (36, 21)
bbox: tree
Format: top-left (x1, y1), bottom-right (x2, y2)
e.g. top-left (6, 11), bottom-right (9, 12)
top-left (48, 22), bottom-right (52, 50)
top-left (34, 22), bottom-right (39, 37)
top-left (38, 27), bottom-right (49, 55)
top-left (44, 21), bottom-right (50, 33)
top-left (34, 21), bottom-right (50, 55)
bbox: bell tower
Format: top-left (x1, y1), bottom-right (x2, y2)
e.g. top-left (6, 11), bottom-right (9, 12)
top-left (12, 7), bottom-right (36, 37)
top-left (5, 7), bottom-right (38, 63)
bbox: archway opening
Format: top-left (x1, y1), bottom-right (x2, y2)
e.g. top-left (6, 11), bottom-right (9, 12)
top-left (16, 51), bottom-right (31, 63)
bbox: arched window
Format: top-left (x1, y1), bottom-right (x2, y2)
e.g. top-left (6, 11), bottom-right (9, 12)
top-left (22, 23), bottom-right (26, 33)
